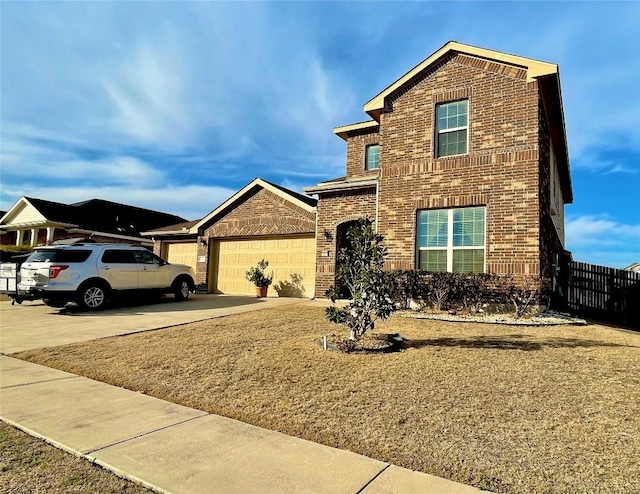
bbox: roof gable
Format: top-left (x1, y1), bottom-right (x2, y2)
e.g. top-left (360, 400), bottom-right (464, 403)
top-left (330, 40), bottom-right (572, 204)
top-left (364, 41), bottom-right (558, 120)
top-left (0, 197), bottom-right (71, 226)
top-left (191, 178), bottom-right (316, 234)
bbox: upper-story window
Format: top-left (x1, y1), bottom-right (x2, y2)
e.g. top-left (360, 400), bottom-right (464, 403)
top-left (365, 144), bottom-right (380, 170)
top-left (436, 100), bottom-right (468, 157)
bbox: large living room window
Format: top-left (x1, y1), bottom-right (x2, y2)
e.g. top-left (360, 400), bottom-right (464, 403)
top-left (365, 144), bottom-right (380, 170)
top-left (436, 100), bottom-right (468, 157)
top-left (417, 206), bottom-right (485, 273)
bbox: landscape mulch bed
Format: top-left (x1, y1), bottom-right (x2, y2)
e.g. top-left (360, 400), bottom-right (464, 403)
top-left (14, 304), bottom-right (640, 494)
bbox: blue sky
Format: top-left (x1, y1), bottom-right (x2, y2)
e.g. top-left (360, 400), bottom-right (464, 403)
top-left (1, 1), bottom-right (639, 267)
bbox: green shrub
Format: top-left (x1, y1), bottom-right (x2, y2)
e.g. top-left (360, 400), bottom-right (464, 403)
top-left (245, 259), bottom-right (273, 287)
top-left (325, 219), bottom-right (396, 340)
top-left (383, 270), bottom-right (548, 317)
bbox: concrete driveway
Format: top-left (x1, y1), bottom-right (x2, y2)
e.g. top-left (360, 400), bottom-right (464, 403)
top-left (0, 295), bottom-right (305, 354)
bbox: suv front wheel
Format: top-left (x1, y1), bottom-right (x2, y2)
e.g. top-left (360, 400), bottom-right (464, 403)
top-left (77, 281), bottom-right (109, 310)
top-left (173, 276), bottom-right (192, 301)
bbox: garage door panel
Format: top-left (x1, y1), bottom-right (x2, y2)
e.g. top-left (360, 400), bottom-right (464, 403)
top-left (215, 236), bottom-right (315, 297)
top-left (164, 243), bottom-right (198, 272)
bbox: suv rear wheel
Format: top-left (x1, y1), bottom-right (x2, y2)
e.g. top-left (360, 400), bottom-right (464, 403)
top-left (173, 276), bottom-right (192, 301)
top-left (77, 281), bottom-right (109, 310)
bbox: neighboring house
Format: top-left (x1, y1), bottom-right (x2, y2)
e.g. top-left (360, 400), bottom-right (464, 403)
top-left (0, 197), bottom-right (186, 247)
top-left (305, 41), bottom-right (572, 296)
top-left (144, 178), bottom-right (318, 297)
top-left (624, 263), bottom-right (640, 274)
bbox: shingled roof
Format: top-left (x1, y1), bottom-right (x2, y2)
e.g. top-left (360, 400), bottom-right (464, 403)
top-left (2, 197), bottom-right (187, 238)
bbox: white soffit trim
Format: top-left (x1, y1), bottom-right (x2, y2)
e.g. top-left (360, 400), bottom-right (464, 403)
top-left (304, 177), bottom-right (378, 194)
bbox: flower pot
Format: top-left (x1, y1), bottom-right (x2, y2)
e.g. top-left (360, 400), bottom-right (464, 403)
top-left (255, 285), bottom-right (268, 298)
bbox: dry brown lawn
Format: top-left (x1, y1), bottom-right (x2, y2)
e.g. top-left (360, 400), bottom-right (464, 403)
top-left (15, 305), bottom-right (640, 494)
top-left (0, 422), bottom-right (150, 493)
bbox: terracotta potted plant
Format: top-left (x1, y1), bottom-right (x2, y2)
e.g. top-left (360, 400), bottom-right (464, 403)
top-left (245, 259), bottom-right (273, 298)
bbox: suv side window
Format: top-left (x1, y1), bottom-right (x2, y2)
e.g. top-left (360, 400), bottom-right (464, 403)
top-left (101, 250), bottom-right (137, 264)
top-left (133, 250), bottom-right (163, 265)
top-left (27, 250), bottom-right (92, 263)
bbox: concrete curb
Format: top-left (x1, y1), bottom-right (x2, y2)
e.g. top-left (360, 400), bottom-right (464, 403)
top-left (1, 357), bottom-right (488, 493)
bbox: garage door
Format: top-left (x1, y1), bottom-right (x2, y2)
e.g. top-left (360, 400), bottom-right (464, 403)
top-left (213, 236), bottom-right (315, 297)
top-left (164, 242), bottom-right (198, 272)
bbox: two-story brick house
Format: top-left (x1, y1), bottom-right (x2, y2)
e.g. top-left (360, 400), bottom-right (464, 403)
top-left (305, 41), bottom-right (572, 296)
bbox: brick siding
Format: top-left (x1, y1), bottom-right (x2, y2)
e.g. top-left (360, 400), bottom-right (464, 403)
top-left (204, 188), bottom-right (315, 239)
top-left (314, 187), bottom-right (376, 295)
top-left (314, 52), bottom-right (557, 295)
top-left (346, 130), bottom-right (382, 178)
top-left (538, 94), bottom-right (565, 279)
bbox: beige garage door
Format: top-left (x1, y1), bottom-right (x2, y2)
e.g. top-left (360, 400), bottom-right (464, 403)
top-left (214, 236), bottom-right (315, 297)
top-left (164, 242), bottom-right (198, 272)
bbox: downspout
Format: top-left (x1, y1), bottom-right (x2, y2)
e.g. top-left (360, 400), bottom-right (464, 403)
top-left (312, 204), bottom-right (318, 299)
top-left (375, 175), bottom-right (380, 233)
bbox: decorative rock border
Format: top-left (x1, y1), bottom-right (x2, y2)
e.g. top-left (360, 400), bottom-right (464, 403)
top-left (401, 310), bottom-right (587, 326)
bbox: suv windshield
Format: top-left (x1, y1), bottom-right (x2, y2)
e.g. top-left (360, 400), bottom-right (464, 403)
top-left (26, 249), bottom-right (92, 263)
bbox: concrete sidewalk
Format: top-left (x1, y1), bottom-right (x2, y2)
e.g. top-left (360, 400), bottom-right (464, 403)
top-left (1, 356), bottom-right (487, 494)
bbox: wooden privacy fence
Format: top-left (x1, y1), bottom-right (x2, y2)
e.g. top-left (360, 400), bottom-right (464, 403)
top-left (566, 261), bottom-right (640, 329)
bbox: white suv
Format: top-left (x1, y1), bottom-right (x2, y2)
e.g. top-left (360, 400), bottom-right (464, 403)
top-left (18, 244), bottom-right (196, 310)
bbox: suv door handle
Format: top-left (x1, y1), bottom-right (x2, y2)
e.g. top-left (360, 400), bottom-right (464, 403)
top-left (140, 267), bottom-right (148, 271)
top-left (102, 267), bottom-right (110, 270)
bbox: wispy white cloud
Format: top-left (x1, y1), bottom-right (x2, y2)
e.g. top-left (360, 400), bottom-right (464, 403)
top-left (1, 1), bottom-right (639, 270)
top-left (566, 215), bottom-right (640, 248)
top-left (566, 215), bottom-right (640, 267)
top-left (572, 150), bottom-right (640, 175)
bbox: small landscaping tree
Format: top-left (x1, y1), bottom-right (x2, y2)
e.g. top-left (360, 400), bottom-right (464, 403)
top-left (325, 218), bottom-right (396, 340)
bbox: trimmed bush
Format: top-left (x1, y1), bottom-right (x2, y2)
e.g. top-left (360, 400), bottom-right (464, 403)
top-left (384, 270), bottom-right (549, 318)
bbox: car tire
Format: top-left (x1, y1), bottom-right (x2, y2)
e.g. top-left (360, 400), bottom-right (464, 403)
top-left (77, 281), bottom-right (109, 310)
top-left (173, 276), bottom-right (192, 301)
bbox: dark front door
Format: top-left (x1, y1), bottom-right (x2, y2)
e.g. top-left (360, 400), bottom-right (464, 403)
top-left (335, 220), bottom-right (358, 299)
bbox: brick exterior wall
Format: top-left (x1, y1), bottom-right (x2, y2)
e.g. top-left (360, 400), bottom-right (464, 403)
top-left (204, 188), bottom-right (315, 239)
top-left (314, 52), bottom-right (558, 296)
top-left (346, 129), bottom-right (381, 178)
top-left (314, 187), bottom-right (377, 295)
top-left (0, 231), bottom-right (18, 245)
top-left (538, 95), bottom-right (565, 280)
top-left (195, 242), bottom-right (208, 285)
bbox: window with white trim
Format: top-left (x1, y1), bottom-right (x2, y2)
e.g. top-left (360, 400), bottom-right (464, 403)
top-left (436, 100), bottom-right (468, 157)
top-left (416, 206), bottom-right (485, 273)
top-left (365, 144), bottom-right (380, 170)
